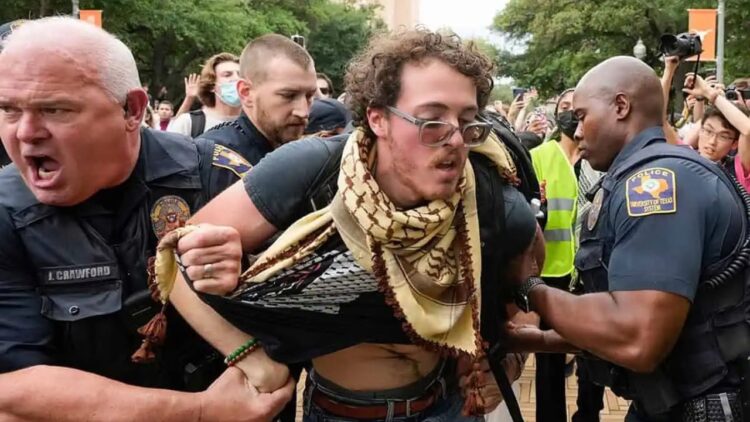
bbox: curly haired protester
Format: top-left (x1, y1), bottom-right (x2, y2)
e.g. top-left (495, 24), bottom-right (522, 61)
top-left (163, 29), bottom-right (547, 421)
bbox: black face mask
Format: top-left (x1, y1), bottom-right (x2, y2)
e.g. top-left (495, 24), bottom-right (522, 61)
top-left (556, 110), bottom-right (579, 140)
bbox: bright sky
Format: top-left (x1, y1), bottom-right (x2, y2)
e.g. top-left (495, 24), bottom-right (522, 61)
top-left (418, 0), bottom-right (510, 43)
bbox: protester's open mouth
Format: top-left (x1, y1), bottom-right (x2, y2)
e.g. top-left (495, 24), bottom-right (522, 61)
top-left (435, 158), bottom-right (460, 178)
top-left (25, 155), bottom-right (62, 187)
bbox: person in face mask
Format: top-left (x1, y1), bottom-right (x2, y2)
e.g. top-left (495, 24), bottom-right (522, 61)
top-left (191, 34), bottom-right (318, 203)
top-left (168, 52), bottom-right (241, 137)
top-left (528, 88), bottom-right (603, 422)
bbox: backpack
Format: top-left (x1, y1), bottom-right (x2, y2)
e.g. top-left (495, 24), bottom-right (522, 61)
top-left (189, 110), bottom-right (207, 138)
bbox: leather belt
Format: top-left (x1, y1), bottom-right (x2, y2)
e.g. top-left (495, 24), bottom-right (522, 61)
top-left (311, 380), bottom-right (444, 420)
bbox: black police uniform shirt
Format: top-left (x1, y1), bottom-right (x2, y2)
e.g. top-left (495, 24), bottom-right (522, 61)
top-left (579, 127), bottom-right (742, 300)
top-left (194, 111), bottom-right (275, 199)
top-left (0, 128), bottom-right (228, 387)
top-left (576, 127), bottom-right (744, 404)
top-left (215, 134), bottom-right (539, 362)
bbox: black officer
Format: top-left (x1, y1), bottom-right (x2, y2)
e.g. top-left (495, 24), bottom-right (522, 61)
top-left (510, 56), bottom-right (750, 421)
top-left (195, 33), bottom-right (318, 198)
top-left (0, 17), bottom-right (291, 420)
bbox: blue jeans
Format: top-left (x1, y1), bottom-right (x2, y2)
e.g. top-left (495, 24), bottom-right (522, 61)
top-left (303, 390), bottom-right (481, 422)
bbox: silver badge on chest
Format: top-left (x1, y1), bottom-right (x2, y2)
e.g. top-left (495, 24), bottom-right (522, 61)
top-left (587, 189), bottom-right (604, 231)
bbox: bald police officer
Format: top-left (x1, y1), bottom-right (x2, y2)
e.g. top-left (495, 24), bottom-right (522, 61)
top-left (511, 56), bottom-right (750, 421)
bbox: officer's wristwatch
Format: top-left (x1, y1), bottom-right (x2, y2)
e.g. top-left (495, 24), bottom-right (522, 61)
top-left (514, 277), bottom-right (545, 313)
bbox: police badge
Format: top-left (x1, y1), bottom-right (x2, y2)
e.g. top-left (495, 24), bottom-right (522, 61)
top-left (150, 195), bottom-right (191, 239)
top-left (587, 189), bottom-right (604, 231)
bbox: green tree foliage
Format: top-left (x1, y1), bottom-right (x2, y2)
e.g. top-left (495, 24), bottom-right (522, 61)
top-left (491, 0), bottom-right (750, 95)
top-left (2, 0), bottom-right (383, 102)
top-left (306, 0), bottom-right (386, 93)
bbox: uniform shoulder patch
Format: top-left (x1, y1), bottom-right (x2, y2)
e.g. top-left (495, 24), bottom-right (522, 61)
top-left (625, 167), bottom-right (677, 217)
top-left (212, 144), bottom-right (252, 178)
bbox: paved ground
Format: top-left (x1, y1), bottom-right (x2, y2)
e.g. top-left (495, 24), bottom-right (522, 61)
top-left (295, 355), bottom-right (630, 421)
top-left (515, 355), bottom-right (629, 422)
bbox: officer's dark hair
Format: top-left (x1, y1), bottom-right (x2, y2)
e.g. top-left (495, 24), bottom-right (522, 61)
top-left (702, 106), bottom-right (750, 141)
top-left (198, 52), bottom-right (239, 108)
top-left (239, 34), bottom-right (313, 83)
top-left (344, 28), bottom-right (494, 140)
top-left (316, 72), bottom-right (334, 96)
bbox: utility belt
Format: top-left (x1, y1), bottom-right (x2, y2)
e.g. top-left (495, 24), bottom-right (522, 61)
top-left (680, 392), bottom-right (742, 422)
top-left (582, 354), bottom-right (750, 421)
top-left (122, 289), bottom-right (223, 391)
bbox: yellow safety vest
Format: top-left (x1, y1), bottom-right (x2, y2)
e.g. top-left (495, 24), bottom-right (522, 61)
top-left (531, 141), bottom-right (578, 277)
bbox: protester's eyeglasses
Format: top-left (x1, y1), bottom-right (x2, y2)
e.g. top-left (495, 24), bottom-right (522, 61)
top-left (700, 126), bottom-right (736, 143)
top-left (320, 88), bottom-right (330, 95)
top-left (386, 106), bottom-right (492, 148)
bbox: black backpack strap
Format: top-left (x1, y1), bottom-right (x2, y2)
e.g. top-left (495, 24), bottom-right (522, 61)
top-left (472, 152), bottom-right (525, 422)
top-left (189, 110), bottom-right (207, 138)
top-left (480, 111), bottom-right (540, 203)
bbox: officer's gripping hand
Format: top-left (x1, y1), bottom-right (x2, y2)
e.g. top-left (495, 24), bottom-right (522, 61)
top-left (177, 224), bottom-right (243, 295)
top-left (199, 366), bottom-right (294, 422)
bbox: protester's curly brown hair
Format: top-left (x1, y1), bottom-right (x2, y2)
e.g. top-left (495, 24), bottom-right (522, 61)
top-left (344, 28), bottom-right (494, 138)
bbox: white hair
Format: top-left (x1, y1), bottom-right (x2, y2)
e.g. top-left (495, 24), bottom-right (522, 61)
top-left (1, 16), bottom-right (141, 103)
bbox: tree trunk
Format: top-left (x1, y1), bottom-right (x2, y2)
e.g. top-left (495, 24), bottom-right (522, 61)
top-left (39, 0), bottom-right (50, 17)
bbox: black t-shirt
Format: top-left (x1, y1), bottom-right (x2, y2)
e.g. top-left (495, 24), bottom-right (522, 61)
top-left (216, 136), bottom-right (538, 362)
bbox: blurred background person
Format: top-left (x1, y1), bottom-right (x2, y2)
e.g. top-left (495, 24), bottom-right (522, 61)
top-left (316, 72), bottom-right (334, 98)
top-left (169, 53), bottom-right (241, 137)
top-left (153, 100), bottom-right (174, 131)
top-left (304, 97), bottom-right (352, 137)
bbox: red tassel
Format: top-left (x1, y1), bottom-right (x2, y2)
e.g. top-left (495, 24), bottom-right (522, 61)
top-left (131, 305), bottom-right (168, 364)
top-left (131, 339), bottom-right (156, 363)
top-left (137, 307), bottom-right (168, 346)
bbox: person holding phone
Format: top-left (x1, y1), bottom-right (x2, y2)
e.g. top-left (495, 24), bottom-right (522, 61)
top-left (684, 73), bottom-right (750, 190)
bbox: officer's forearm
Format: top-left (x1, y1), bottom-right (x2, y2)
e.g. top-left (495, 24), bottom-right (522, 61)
top-left (0, 365), bottom-right (200, 422)
top-left (528, 285), bottom-right (670, 373)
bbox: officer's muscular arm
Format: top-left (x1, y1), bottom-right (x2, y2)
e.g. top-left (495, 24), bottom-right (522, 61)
top-left (505, 225), bottom-right (579, 354)
top-left (528, 287), bottom-right (689, 372)
top-left (0, 365), bottom-right (292, 422)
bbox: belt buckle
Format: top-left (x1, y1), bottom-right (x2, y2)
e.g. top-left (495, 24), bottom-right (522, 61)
top-left (405, 398), bottom-right (413, 417)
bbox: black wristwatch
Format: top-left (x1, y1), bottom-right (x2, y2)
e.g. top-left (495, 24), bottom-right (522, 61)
top-left (514, 277), bottom-right (545, 312)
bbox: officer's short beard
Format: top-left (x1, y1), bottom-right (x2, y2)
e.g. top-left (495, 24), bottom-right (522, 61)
top-left (255, 100), bottom-right (306, 147)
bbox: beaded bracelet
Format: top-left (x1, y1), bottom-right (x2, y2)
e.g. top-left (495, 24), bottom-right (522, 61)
top-left (224, 338), bottom-right (261, 366)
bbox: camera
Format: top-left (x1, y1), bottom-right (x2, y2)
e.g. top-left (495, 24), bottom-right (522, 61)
top-left (726, 87), bottom-right (739, 102)
top-left (659, 32), bottom-right (703, 59)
